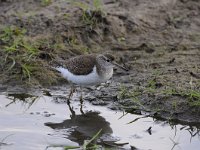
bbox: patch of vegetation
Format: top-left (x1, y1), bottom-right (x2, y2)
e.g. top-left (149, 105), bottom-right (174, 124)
top-left (144, 73), bottom-right (200, 107)
top-left (118, 85), bottom-right (143, 108)
top-left (41, 0), bottom-right (52, 6)
top-left (119, 69), bottom-right (200, 117)
top-left (146, 78), bottom-right (157, 93)
top-left (0, 26), bottom-right (57, 85)
top-left (73, 0), bottom-right (103, 12)
top-left (161, 88), bottom-right (200, 106)
top-left (72, 0), bottom-right (106, 28)
top-left (144, 73), bottom-right (200, 109)
top-left (118, 86), bottom-right (139, 100)
top-left (144, 69), bottom-right (163, 93)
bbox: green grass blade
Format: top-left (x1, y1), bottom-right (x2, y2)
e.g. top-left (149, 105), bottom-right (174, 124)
top-left (64, 146), bottom-right (80, 150)
top-left (83, 129), bottom-right (102, 150)
top-left (7, 57), bottom-right (16, 71)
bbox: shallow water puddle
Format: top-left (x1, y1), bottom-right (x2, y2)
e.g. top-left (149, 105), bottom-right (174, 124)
top-left (0, 92), bottom-right (199, 150)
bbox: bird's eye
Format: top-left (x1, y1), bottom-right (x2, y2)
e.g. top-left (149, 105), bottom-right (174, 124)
top-left (106, 59), bottom-right (110, 62)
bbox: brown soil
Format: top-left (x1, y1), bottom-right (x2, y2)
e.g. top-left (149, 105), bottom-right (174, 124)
top-left (0, 0), bottom-right (200, 124)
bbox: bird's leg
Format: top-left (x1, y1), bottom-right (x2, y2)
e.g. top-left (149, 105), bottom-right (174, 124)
top-left (67, 86), bottom-right (76, 117)
top-left (80, 86), bottom-right (83, 102)
top-left (67, 102), bottom-right (75, 118)
top-left (68, 85), bottom-right (76, 102)
top-left (79, 86), bottom-right (84, 114)
top-left (67, 86), bottom-right (75, 111)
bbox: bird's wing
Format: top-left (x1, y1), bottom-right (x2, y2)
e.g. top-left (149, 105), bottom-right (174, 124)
top-left (64, 54), bottom-right (97, 75)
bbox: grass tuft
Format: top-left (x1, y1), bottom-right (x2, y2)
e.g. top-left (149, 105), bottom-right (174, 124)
top-left (0, 26), bottom-right (58, 85)
top-left (71, 0), bottom-right (105, 28)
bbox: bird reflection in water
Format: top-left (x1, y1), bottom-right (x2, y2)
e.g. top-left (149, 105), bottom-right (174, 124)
top-left (45, 102), bottom-right (113, 146)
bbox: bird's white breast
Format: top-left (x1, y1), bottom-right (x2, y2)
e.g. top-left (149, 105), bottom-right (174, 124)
top-left (55, 66), bottom-right (113, 86)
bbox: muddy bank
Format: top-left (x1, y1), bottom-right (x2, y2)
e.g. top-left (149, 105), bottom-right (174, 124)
top-left (0, 0), bottom-right (200, 124)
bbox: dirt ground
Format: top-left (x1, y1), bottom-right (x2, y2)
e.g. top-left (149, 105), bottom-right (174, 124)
top-left (0, 0), bottom-right (200, 124)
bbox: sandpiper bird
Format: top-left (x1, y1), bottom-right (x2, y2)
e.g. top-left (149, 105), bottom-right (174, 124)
top-left (54, 54), bottom-right (127, 101)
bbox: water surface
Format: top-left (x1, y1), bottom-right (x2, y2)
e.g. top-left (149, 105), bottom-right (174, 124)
top-left (0, 91), bottom-right (199, 150)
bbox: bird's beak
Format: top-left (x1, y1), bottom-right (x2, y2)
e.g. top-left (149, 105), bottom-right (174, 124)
top-left (112, 61), bottom-right (129, 71)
